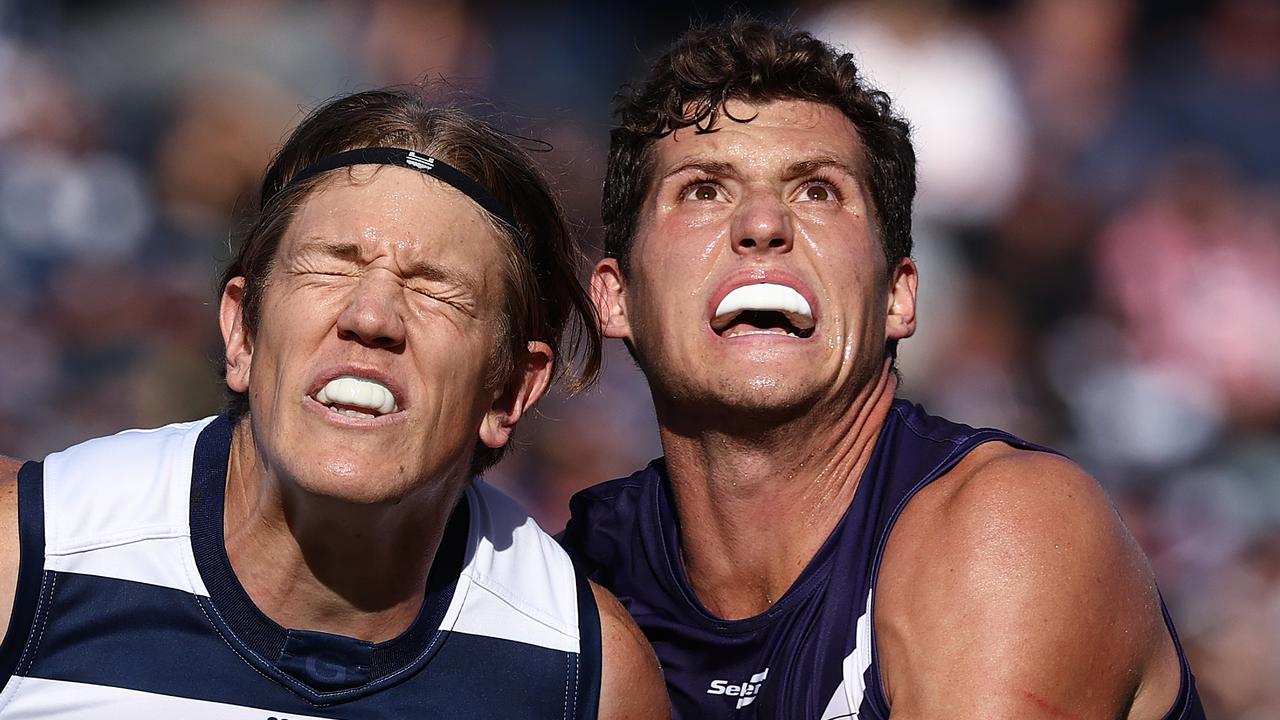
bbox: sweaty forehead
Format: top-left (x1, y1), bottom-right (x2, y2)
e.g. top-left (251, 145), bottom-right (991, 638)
top-left (284, 166), bottom-right (505, 265)
top-left (656, 99), bottom-right (865, 173)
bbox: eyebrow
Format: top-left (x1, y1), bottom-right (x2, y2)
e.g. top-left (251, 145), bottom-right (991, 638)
top-left (300, 239), bottom-right (362, 263)
top-left (780, 156), bottom-right (861, 183)
top-left (660, 159), bottom-right (739, 183)
top-left (401, 259), bottom-right (482, 293)
top-left (659, 156), bottom-right (861, 185)
top-left (295, 239), bottom-right (483, 292)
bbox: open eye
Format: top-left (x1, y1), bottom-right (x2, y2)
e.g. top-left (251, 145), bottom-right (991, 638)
top-left (683, 182), bottom-right (726, 202)
top-left (797, 181), bottom-right (839, 203)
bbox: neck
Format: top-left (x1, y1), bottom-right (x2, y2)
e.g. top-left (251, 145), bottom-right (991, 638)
top-left (658, 363), bottom-right (898, 620)
top-left (223, 422), bottom-right (462, 642)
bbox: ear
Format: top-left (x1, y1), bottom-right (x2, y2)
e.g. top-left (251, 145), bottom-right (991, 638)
top-left (220, 277), bottom-right (253, 393)
top-left (478, 340), bottom-right (554, 449)
top-left (591, 258), bottom-right (633, 341)
top-left (885, 258), bottom-right (918, 342)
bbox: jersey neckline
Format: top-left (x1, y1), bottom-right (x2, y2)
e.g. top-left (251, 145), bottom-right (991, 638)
top-left (646, 402), bottom-right (902, 634)
top-left (186, 415), bottom-right (469, 705)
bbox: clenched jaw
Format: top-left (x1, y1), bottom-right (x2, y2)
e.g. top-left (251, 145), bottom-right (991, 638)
top-left (313, 376), bottom-right (400, 418)
top-left (710, 283), bottom-right (816, 339)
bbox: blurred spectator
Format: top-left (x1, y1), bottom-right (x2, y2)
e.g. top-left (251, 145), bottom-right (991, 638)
top-left (806, 0), bottom-right (1030, 226)
top-left (1096, 152), bottom-right (1280, 431)
top-left (359, 0), bottom-right (493, 86)
top-left (1059, 0), bottom-right (1280, 207)
top-left (152, 68), bottom-right (302, 236)
top-left (1008, 0), bottom-right (1137, 158)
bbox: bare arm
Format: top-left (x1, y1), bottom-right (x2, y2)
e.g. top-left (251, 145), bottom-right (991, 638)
top-left (875, 444), bottom-right (1182, 720)
top-left (0, 456), bottom-right (23, 646)
top-left (592, 581), bottom-right (670, 720)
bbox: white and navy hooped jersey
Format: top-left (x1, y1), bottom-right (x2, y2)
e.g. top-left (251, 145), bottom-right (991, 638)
top-left (561, 400), bottom-right (1205, 720)
top-left (1, 415), bottom-right (601, 718)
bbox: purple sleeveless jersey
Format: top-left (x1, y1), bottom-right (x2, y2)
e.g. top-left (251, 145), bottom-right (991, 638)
top-left (560, 400), bottom-right (1205, 719)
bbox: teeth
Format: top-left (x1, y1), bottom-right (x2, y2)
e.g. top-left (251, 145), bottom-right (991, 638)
top-left (314, 376), bottom-right (397, 415)
top-left (714, 283), bottom-right (812, 322)
top-left (724, 327), bottom-right (792, 339)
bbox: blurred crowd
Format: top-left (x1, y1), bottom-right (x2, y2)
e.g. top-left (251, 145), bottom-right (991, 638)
top-left (1, 0), bottom-right (1277, 716)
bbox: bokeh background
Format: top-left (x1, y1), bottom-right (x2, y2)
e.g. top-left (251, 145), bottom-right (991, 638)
top-left (1, 0), bottom-right (1277, 715)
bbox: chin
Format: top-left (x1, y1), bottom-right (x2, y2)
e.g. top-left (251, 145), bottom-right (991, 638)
top-left (729, 369), bottom-right (814, 398)
top-left (723, 393), bottom-right (813, 419)
top-left (289, 455), bottom-right (417, 506)
top-left (701, 375), bottom-right (821, 421)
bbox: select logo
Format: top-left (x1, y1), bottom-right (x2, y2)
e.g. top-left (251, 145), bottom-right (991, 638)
top-left (707, 668), bottom-right (769, 709)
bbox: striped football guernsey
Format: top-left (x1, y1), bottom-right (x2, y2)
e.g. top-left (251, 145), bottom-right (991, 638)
top-left (0, 415), bottom-right (600, 718)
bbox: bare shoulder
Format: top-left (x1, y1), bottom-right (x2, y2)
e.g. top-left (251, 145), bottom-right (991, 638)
top-left (883, 443), bottom-right (1144, 587)
top-left (875, 442), bottom-right (1181, 719)
top-left (903, 443), bottom-right (1130, 561)
top-left (0, 457), bottom-right (20, 489)
top-left (591, 581), bottom-right (670, 720)
top-left (0, 455), bottom-right (21, 535)
top-left (0, 456), bottom-right (25, 646)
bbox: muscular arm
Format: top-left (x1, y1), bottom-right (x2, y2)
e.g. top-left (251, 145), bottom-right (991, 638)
top-left (0, 456), bottom-right (23, 646)
top-left (593, 581), bottom-right (670, 719)
top-left (876, 444), bottom-right (1181, 720)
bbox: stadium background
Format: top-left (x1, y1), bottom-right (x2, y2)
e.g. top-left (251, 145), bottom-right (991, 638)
top-left (0, 0), bottom-right (1277, 715)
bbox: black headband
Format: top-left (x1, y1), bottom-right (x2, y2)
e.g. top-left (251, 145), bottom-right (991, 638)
top-left (274, 147), bottom-right (522, 235)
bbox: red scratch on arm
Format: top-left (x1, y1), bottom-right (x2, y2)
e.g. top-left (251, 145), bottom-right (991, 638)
top-left (1021, 690), bottom-right (1080, 720)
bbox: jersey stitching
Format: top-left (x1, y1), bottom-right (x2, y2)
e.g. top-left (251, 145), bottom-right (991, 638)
top-left (194, 591), bottom-right (450, 703)
top-left (0, 672), bottom-right (21, 716)
top-left (572, 653), bottom-right (581, 719)
top-left (18, 573), bottom-right (55, 677)
top-left (45, 528), bottom-right (193, 556)
top-left (562, 652), bottom-right (571, 720)
top-left (895, 403), bottom-right (974, 447)
top-left (177, 529), bottom-right (209, 598)
top-left (186, 450), bottom-right (449, 702)
top-left (0, 572), bottom-right (55, 717)
top-left (41, 420), bottom-right (213, 550)
top-left (464, 572), bottom-right (579, 642)
top-left (463, 483), bottom-right (581, 642)
top-left (184, 503), bottom-right (469, 703)
top-left (346, 622), bottom-right (446, 692)
top-left (191, 596), bottom-right (310, 700)
top-left (587, 476), bottom-right (647, 503)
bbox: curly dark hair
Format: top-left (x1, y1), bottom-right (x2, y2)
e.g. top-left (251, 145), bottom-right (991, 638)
top-left (603, 17), bottom-right (916, 276)
top-left (220, 87), bottom-right (601, 474)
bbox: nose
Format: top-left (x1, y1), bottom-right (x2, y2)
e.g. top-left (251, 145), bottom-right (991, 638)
top-left (336, 271), bottom-right (407, 349)
top-left (731, 190), bottom-right (794, 255)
